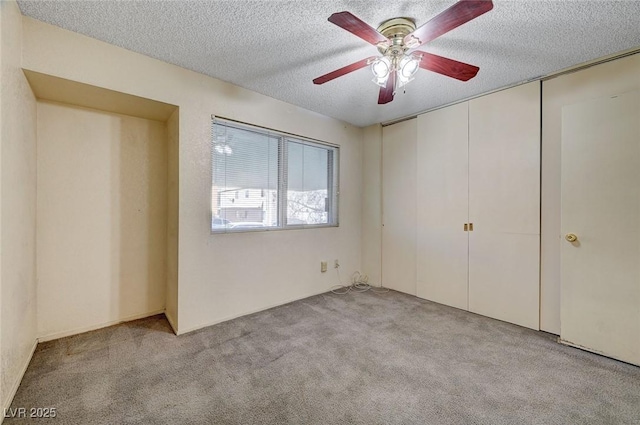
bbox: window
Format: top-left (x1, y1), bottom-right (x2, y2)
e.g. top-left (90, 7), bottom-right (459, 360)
top-left (211, 118), bottom-right (339, 233)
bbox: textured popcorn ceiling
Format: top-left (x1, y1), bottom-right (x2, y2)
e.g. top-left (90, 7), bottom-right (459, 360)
top-left (16, 1), bottom-right (640, 127)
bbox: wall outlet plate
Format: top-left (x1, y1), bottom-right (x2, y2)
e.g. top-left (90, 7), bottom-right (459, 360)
top-left (321, 261), bottom-right (327, 273)
top-left (334, 260), bottom-right (339, 269)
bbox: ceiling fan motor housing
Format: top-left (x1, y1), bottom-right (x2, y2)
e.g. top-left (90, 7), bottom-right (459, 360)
top-left (376, 17), bottom-right (417, 56)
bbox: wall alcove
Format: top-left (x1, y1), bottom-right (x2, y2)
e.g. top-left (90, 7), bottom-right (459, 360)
top-left (24, 70), bottom-right (179, 340)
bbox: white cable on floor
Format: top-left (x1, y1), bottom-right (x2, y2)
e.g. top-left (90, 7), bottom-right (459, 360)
top-left (330, 270), bottom-right (389, 295)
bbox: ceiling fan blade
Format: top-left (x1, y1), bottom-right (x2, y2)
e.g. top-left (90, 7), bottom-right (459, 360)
top-left (404, 1), bottom-right (493, 48)
top-left (378, 71), bottom-right (396, 104)
top-left (328, 12), bottom-right (389, 46)
top-left (313, 56), bottom-right (376, 85)
top-left (417, 51), bottom-right (479, 81)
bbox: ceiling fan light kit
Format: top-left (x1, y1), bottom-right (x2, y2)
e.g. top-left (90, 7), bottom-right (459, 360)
top-left (370, 17), bottom-right (422, 90)
top-left (368, 54), bottom-right (422, 89)
top-left (313, 0), bottom-right (494, 105)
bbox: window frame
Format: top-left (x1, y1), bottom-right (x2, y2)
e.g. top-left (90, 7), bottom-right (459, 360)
top-left (211, 116), bottom-right (340, 234)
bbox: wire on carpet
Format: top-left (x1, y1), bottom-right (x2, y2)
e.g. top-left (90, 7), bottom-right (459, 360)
top-left (330, 270), bottom-right (389, 295)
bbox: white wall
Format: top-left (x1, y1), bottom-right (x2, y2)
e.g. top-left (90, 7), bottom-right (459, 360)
top-left (0, 0), bottom-right (37, 412)
top-left (0, 5), bottom-right (3, 409)
top-left (20, 16), bottom-right (363, 334)
top-left (541, 53), bottom-right (640, 334)
top-left (0, 4), bottom-right (4, 411)
top-left (361, 124), bottom-right (382, 285)
top-left (36, 101), bottom-right (168, 340)
top-left (166, 109), bottom-right (179, 332)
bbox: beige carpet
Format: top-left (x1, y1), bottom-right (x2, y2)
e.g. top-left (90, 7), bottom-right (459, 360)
top-left (7, 290), bottom-right (640, 424)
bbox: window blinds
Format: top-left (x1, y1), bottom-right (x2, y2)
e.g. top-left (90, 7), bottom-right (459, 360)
top-left (211, 118), bottom-right (339, 232)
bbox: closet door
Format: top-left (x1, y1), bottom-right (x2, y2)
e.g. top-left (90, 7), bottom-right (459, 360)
top-left (382, 119), bottom-right (417, 295)
top-left (560, 90), bottom-right (640, 365)
top-left (416, 103), bottom-right (469, 310)
top-left (468, 82), bottom-right (541, 330)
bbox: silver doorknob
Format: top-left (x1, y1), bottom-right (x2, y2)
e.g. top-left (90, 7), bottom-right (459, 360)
top-left (565, 233), bottom-right (578, 242)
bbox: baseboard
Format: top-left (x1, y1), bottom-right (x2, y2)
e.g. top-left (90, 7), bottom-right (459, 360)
top-left (177, 288), bottom-right (331, 335)
top-left (37, 309), bottom-right (165, 342)
top-left (557, 337), bottom-right (637, 366)
top-left (164, 311), bottom-right (178, 335)
top-left (1, 338), bottom-right (38, 424)
top-left (559, 338), bottom-right (599, 353)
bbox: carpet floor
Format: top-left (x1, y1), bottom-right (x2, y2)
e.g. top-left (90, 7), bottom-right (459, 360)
top-left (7, 290), bottom-right (640, 424)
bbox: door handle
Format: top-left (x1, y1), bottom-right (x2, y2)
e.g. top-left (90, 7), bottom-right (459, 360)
top-left (565, 233), bottom-right (578, 242)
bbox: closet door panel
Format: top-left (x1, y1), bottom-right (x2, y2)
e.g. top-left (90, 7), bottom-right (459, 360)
top-left (469, 82), bottom-right (540, 235)
top-left (469, 232), bottom-right (540, 329)
top-left (416, 103), bottom-right (469, 310)
top-left (468, 82), bottom-right (541, 329)
top-left (382, 119), bottom-right (417, 295)
top-left (417, 229), bottom-right (469, 310)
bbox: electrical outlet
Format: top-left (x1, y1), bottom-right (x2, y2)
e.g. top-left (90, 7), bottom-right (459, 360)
top-left (334, 259), bottom-right (340, 269)
top-left (321, 262), bottom-right (327, 273)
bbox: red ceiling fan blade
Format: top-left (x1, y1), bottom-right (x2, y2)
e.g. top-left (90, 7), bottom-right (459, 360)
top-left (313, 56), bottom-right (376, 85)
top-left (404, 1), bottom-right (493, 48)
top-left (416, 51), bottom-right (479, 81)
top-left (378, 71), bottom-right (396, 104)
top-left (328, 12), bottom-right (389, 46)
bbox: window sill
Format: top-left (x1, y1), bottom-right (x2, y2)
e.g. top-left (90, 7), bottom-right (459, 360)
top-left (210, 223), bottom-right (339, 235)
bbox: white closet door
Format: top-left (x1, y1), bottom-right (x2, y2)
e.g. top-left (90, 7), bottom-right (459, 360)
top-left (560, 90), bottom-right (640, 365)
top-left (468, 82), bottom-right (541, 330)
top-left (382, 119), bottom-right (417, 295)
top-left (416, 103), bottom-right (469, 310)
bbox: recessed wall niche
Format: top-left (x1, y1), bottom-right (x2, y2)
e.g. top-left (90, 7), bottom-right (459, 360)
top-left (24, 70), bottom-right (179, 339)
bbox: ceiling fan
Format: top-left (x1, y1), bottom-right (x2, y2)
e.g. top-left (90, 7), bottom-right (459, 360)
top-left (313, 1), bottom-right (493, 104)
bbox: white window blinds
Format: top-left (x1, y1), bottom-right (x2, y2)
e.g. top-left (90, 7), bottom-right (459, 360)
top-left (211, 118), bottom-right (339, 233)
